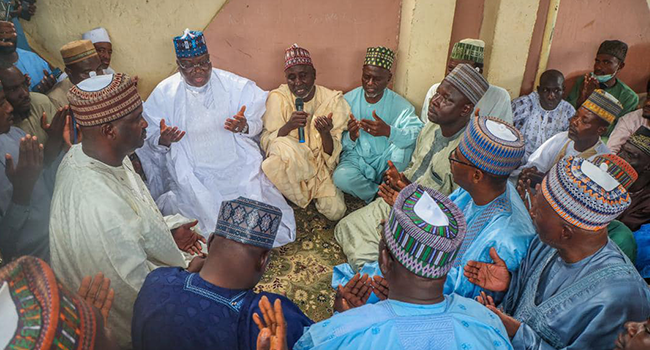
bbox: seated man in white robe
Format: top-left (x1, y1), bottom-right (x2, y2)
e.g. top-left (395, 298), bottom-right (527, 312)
top-left (514, 89), bottom-right (620, 185)
top-left (49, 73), bottom-right (205, 348)
top-left (136, 29), bottom-right (296, 247)
top-left (421, 39), bottom-right (513, 123)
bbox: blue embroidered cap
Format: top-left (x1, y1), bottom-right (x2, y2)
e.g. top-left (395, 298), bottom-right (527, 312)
top-left (214, 197), bottom-right (282, 249)
top-left (173, 28), bottom-right (208, 58)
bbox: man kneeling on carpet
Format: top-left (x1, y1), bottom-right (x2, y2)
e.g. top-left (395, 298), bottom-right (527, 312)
top-left (132, 197), bottom-right (313, 350)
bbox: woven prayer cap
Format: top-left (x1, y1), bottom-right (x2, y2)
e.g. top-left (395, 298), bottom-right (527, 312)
top-left (67, 73), bottom-right (142, 127)
top-left (581, 89), bottom-right (623, 125)
top-left (214, 197), bottom-right (283, 250)
top-left (0, 256), bottom-right (97, 350)
top-left (364, 46), bottom-right (395, 70)
top-left (597, 40), bottom-right (628, 62)
top-left (589, 154), bottom-right (637, 189)
top-left (542, 155), bottom-right (631, 231)
top-left (284, 43), bottom-right (313, 71)
top-left (60, 39), bottom-right (98, 66)
top-left (173, 28), bottom-right (208, 58)
top-left (384, 183), bottom-right (467, 279)
top-left (459, 115), bottom-right (525, 176)
top-left (450, 38), bottom-right (485, 64)
top-left (629, 126), bottom-right (650, 157)
top-left (444, 63), bottom-right (489, 105)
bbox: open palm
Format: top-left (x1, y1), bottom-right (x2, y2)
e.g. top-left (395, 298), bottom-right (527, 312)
top-left (463, 247), bottom-right (511, 292)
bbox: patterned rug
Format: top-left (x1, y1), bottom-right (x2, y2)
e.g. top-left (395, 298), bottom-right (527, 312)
top-left (254, 194), bottom-right (366, 322)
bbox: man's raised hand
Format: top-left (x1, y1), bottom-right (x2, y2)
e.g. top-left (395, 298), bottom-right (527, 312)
top-left (334, 273), bottom-right (372, 313)
top-left (34, 70), bottom-right (57, 94)
top-left (225, 105), bottom-right (249, 133)
top-left (171, 221), bottom-right (206, 256)
top-left (5, 135), bottom-right (43, 205)
top-left (0, 21), bottom-right (17, 48)
top-left (158, 119), bottom-right (185, 147)
top-left (253, 296), bottom-right (288, 350)
top-left (463, 247), bottom-right (511, 292)
top-left (370, 275), bottom-right (389, 300)
top-left (41, 106), bottom-right (69, 140)
top-left (359, 110), bottom-right (391, 138)
top-left (78, 272), bottom-right (114, 323)
top-left (347, 113), bottom-right (360, 141)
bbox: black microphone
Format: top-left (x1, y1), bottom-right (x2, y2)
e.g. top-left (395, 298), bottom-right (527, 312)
top-left (295, 97), bottom-right (305, 143)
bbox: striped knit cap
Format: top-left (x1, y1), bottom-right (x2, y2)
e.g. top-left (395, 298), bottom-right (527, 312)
top-left (629, 126), bottom-right (650, 157)
top-left (364, 46), bottom-right (395, 70)
top-left (67, 73), bottom-right (142, 127)
top-left (384, 183), bottom-right (467, 279)
top-left (450, 39), bottom-right (485, 64)
top-left (0, 256), bottom-right (97, 350)
top-left (589, 154), bottom-right (637, 189)
top-left (581, 89), bottom-right (623, 125)
top-left (459, 116), bottom-right (525, 176)
top-left (542, 156), bottom-right (631, 231)
top-left (284, 44), bottom-right (313, 71)
top-left (444, 63), bottom-right (489, 105)
top-left (60, 40), bottom-right (98, 66)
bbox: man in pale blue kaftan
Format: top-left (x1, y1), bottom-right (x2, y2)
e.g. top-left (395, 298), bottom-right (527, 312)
top-left (444, 183), bottom-right (535, 300)
top-left (295, 292), bottom-right (512, 350)
top-left (502, 236), bottom-right (650, 349)
top-left (333, 47), bottom-right (423, 203)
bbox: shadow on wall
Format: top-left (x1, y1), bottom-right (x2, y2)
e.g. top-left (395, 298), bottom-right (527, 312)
top-left (203, 0), bottom-right (402, 93)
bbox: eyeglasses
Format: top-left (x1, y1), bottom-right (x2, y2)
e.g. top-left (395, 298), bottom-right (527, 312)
top-left (178, 59), bottom-right (212, 71)
top-left (448, 150), bottom-right (478, 169)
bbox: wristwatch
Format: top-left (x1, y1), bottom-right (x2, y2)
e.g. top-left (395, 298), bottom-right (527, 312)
top-left (240, 123), bottom-right (249, 134)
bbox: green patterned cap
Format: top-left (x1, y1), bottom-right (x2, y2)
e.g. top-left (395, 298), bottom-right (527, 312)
top-left (364, 46), bottom-right (395, 70)
top-left (450, 39), bottom-right (485, 64)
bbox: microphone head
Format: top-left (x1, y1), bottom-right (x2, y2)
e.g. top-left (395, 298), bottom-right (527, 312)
top-left (295, 97), bottom-right (304, 111)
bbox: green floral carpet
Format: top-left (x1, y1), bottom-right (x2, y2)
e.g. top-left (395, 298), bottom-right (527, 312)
top-left (254, 194), bottom-right (366, 321)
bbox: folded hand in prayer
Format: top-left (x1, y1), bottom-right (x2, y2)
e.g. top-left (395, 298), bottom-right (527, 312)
top-left (171, 221), bottom-right (206, 256)
top-left (371, 275), bottom-right (389, 300)
top-left (253, 296), bottom-right (288, 350)
top-left (360, 110), bottom-right (391, 138)
top-left (347, 113), bottom-right (360, 141)
top-left (158, 119), bottom-right (185, 147)
top-left (5, 135), bottom-right (43, 205)
top-left (314, 113), bottom-right (333, 134)
top-left (78, 272), bottom-right (115, 323)
top-left (476, 291), bottom-right (521, 337)
top-left (225, 106), bottom-right (249, 133)
top-left (334, 273), bottom-right (372, 313)
top-left (463, 247), bottom-right (511, 292)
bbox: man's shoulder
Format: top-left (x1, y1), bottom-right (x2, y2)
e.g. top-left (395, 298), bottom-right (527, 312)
top-left (29, 92), bottom-right (56, 111)
top-left (212, 67), bottom-right (257, 88)
top-left (143, 267), bottom-right (189, 289)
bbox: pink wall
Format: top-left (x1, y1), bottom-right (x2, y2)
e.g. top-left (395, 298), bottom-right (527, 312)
top-left (448, 0), bottom-right (485, 59)
top-left (547, 0), bottom-right (650, 95)
top-left (202, 0), bottom-right (402, 93)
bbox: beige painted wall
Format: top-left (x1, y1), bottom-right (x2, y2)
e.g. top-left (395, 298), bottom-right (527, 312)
top-left (480, 0), bottom-right (540, 98)
top-left (21, 0), bottom-right (228, 98)
top-left (394, 0), bottom-right (457, 115)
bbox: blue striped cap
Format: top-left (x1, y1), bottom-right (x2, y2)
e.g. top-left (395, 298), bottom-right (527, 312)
top-left (459, 115), bottom-right (525, 176)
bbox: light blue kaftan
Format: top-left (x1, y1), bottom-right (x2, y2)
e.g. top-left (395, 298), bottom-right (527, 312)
top-left (502, 236), bottom-right (650, 349)
top-left (294, 294), bottom-right (513, 350)
top-left (333, 87), bottom-right (422, 202)
top-left (332, 183), bottom-right (535, 303)
top-left (444, 183), bottom-right (536, 300)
